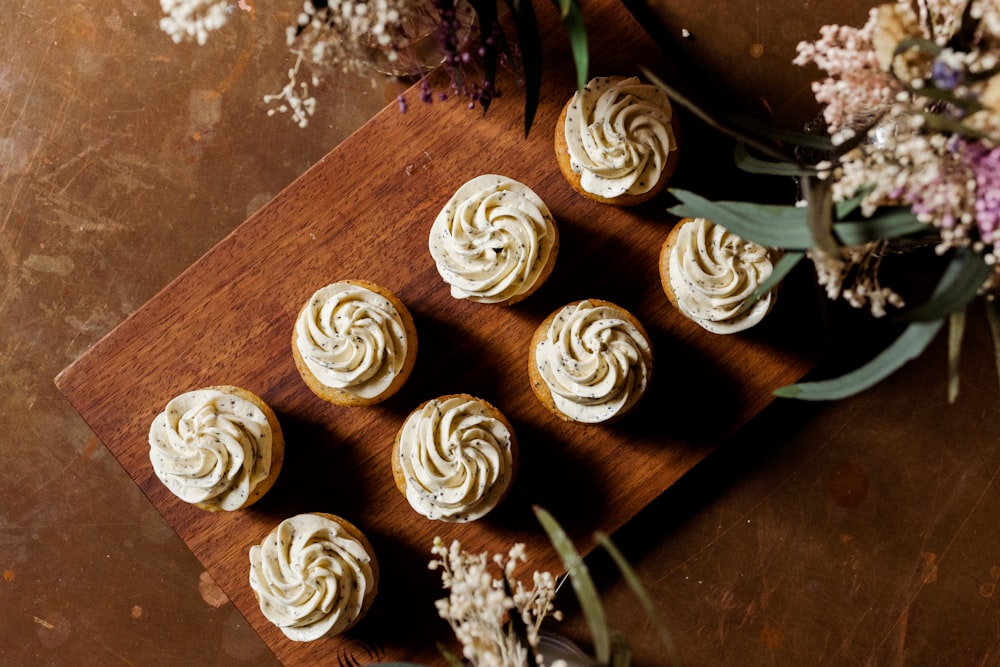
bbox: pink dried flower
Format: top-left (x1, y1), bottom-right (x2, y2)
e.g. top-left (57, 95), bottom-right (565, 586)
top-left (964, 140), bottom-right (1000, 244)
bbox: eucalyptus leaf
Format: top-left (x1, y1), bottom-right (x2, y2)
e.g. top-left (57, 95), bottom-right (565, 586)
top-left (436, 643), bottom-right (466, 667)
top-left (897, 247), bottom-right (991, 322)
top-left (669, 190), bottom-right (929, 250)
top-left (609, 629), bottom-right (632, 667)
top-left (535, 506), bottom-right (610, 664)
top-left (905, 82), bottom-right (982, 113)
top-left (727, 112), bottom-right (835, 152)
top-left (774, 318), bottom-right (944, 400)
top-left (734, 142), bottom-right (815, 176)
top-left (668, 188), bottom-right (813, 248)
top-left (948, 309), bottom-right (966, 403)
top-left (834, 208), bottom-right (927, 244)
top-left (965, 63), bottom-right (1000, 82)
top-left (738, 251), bottom-right (804, 314)
top-left (596, 531), bottom-right (683, 667)
top-left (894, 36), bottom-right (942, 58)
top-left (835, 190), bottom-right (869, 218)
top-left (560, 0), bottom-right (588, 91)
top-left (505, 0), bottom-right (542, 135)
top-left (918, 111), bottom-right (990, 141)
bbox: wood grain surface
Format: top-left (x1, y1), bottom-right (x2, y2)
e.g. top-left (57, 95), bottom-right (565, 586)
top-left (55, 1), bottom-right (816, 663)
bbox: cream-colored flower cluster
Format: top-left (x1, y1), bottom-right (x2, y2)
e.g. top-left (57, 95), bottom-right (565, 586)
top-left (807, 243), bottom-right (906, 317)
top-left (159, 0), bottom-right (415, 127)
top-left (267, 0), bottom-right (414, 127)
top-left (429, 537), bottom-right (564, 667)
top-left (159, 0), bottom-right (232, 45)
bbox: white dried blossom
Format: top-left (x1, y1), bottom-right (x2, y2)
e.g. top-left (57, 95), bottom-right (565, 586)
top-left (807, 242), bottom-right (905, 316)
top-left (262, 0), bottom-right (416, 126)
top-left (159, 0), bottom-right (231, 45)
top-left (262, 51), bottom-right (318, 129)
top-left (291, 0), bottom-right (414, 72)
top-left (430, 537), bottom-right (563, 667)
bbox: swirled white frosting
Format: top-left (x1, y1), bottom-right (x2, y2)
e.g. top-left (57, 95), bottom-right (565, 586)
top-left (563, 76), bottom-right (676, 199)
top-left (666, 218), bottom-right (776, 333)
top-left (396, 396), bottom-right (514, 522)
top-left (248, 513), bottom-right (378, 641)
top-left (429, 174), bottom-right (557, 304)
top-left (148, 388), bottom-right (274, 511)
top-left (295, 282), bottom-right (409, 399)
top-left (534, 301), bottom-right (652, 423)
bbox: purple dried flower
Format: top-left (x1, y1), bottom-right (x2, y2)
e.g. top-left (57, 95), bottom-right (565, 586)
top-left (420, 79), bottom-right (433, 104)
top-left (969, 143), bottom-right (1000, 243)
top-left (931, 57), bottom-right (963, 90)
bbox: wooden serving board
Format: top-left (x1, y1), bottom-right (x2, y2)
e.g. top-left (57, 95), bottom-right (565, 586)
top-left (56, 1), bottom-right (815, 664)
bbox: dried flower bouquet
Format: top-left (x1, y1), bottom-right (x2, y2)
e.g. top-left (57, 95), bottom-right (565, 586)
top-left (658, 0), bottom-right (1000, 401)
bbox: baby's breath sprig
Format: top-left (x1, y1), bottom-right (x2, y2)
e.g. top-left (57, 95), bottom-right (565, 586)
top-left (427, 509), bottom-right (680, 666)
top-left (263, 0), bottom-right (418, 127)
top-left (159, 0), bottom-right (589, 135)
top-left (429, 537), bottom-right (563, 667)
top-left (158, 0), bottom-right (233, 45)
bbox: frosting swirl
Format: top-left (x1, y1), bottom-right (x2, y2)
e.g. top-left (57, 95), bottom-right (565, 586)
top-left (429, 174), bottom-right (557, 304)
top-left (534, 300), bottom-right (652, 423)
top-left (396, 395), bottom-right (514, 522)
top-left (294, 282), bottom-right (409, 399)
top-left (148, 388), bottom-right (274, 511)
top-left (563, 76), bottom-right (676, 199)
top-left (248, 513), bottom-right (378, 641)
top-left (666, 218), bottom-right (776, 333)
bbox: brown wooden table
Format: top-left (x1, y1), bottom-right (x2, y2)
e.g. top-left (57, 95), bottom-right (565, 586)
top-left (3, 0), bottom-right (997, 664)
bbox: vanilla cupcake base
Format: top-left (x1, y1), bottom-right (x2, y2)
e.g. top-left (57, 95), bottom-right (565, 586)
top-left (392, 394), bottom-right (518, 522)
top-left (248, 512), bottom-right (379, 641)
top-left (554, 76), bottom-right (681, 207)
top-left (528, 299), bottom-right (653, 423)
top-left (659, 217), bottom-right (778, 334)
top-left (429, 174), bottom-right (559, 306)
top-left (148, 385), bottom-right (284, 512)
top-left (292, 279), bottom-right (418, 406)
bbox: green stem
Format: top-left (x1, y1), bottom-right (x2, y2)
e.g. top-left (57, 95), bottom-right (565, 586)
top-left (985, 298), bottom-right (1000, 399)
top-left (948, 309), bottom-right (966, 403)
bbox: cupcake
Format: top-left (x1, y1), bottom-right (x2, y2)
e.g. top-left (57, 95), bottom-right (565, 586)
top-left (248, 512), bottom-right (379, 641)
top-left (659, 217), bottom-right (778, 333)
top-left (392, 394), bottom-right (517, 522)
top-left (292, 279), bottom-right (418, 406)
top-left (429, 174), bottom-right (559, 305)
top-left (554, 75), bottom-right (680, 206)
top-left (147, 385), bottom-right (284, 512)
top-left (529, 299), bottom-right (653, 423)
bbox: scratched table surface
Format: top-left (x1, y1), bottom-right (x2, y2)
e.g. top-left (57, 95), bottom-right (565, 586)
top-left (3, 1), bottom-right (999, 666)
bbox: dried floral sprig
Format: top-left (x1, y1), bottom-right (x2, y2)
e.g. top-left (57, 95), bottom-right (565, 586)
top-left (424, 508), bottom-right (682, 667)
top-left (429, 536), bottom-right (562, 667)
top-left (159, 0), bottom-right (589, 134)
top-left (159, 0), bottom-right (232, 45)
